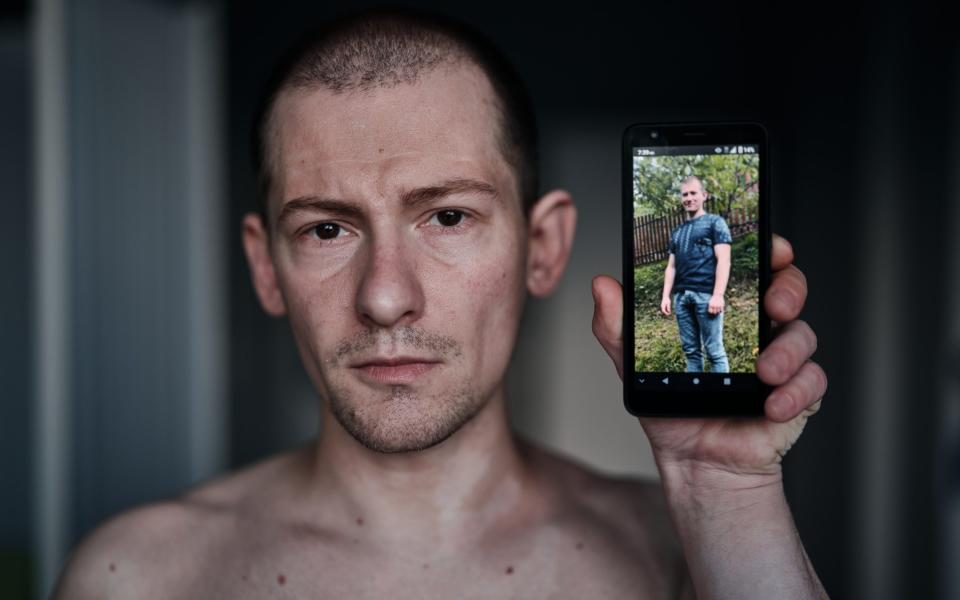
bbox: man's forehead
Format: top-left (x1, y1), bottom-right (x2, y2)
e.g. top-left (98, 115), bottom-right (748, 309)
top-left (268, 65), bottom-right (508, 181)
top-left (262, 67), bottom-right (522, 215)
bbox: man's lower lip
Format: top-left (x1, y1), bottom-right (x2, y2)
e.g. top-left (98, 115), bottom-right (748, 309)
top-left (354, 363), bottom-right (439, 384)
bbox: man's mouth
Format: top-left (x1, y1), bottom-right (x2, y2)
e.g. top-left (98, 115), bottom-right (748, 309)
top-left (350, 356), bottom-right (442, 385)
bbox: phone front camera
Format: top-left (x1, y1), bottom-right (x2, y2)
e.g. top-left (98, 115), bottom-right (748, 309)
top-left (651, 131), bottom-right (659, 139)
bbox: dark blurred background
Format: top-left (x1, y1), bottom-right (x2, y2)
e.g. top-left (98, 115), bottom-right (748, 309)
top-left (2, 0), bottom-right (957, 598)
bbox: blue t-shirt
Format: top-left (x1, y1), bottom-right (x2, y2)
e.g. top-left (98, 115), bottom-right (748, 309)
top-left (669, 213), bottom-right (733, 294)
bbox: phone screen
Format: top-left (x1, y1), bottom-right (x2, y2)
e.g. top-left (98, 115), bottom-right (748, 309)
top-left (623, 123), bottom-right (769, 416)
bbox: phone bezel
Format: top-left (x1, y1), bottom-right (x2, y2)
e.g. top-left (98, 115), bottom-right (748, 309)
top-left (622, 122), bottom-right (771, 417)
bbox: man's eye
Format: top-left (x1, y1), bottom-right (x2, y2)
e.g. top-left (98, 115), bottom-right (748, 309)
top-left (429, 210), bottom-right (466, 227)
top-left (311, 223), bottom-right (344, 240)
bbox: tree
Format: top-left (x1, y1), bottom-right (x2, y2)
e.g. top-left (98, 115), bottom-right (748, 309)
top-left (634, 153), bottom-right (759, 218)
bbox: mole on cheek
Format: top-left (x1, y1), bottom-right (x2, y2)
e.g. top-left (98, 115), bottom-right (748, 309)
top-left (108, 563), bottom-right (116, 572)
top-left (277, 574), bottom-right (286, 586)
top-left (355, 517), bottom-right (364, 526)
top-left (505, 566), bottom-right (514, 575)
top-left (575, 542), bottom-right (584, 551)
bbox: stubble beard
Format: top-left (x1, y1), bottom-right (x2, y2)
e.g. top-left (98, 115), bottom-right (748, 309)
top-left (326, 381), bottom-right (488, 453)
top-left (323, 326), bottom-right (489, 453)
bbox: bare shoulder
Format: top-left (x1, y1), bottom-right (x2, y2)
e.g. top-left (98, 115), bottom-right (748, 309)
top-left (522, 439), bottom-right (691, 594)
top-left (515, 440), bottom-right (697, 597)
top-left (52, 498), bottom-right (206, 599)
top-left (53, 448), bottom-right (307, 599)
top-left (525, 441), bottom-right (674, 538)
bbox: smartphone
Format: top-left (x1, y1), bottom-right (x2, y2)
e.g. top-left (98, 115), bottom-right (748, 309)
top-left (622, 122), bottom-right (771, 417)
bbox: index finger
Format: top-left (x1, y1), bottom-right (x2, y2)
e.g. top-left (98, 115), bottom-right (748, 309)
top-left (772, 234), bottom-right (794, 271)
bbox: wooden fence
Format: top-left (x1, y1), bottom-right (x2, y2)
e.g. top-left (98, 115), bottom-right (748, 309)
top-left (634, 204), bottom-right (758, 265)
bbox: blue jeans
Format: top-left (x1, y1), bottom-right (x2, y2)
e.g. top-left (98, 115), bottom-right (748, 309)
top-left (673, 290), bottom-right (729, 373)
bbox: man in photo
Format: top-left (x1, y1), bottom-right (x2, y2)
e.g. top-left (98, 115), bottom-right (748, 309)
top-left (55, 10), bottom-right (827, 599)
top-left (660, 175), bottom-right (733, 372)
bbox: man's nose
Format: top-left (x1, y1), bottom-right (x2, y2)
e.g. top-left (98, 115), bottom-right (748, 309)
top-left (354, 232), bottom-right (425, 328)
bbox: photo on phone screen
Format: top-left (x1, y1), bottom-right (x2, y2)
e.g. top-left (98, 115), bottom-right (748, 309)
top-left (632, 146), bottom-right (760, 377)
top-left (623, 123), bottom-right (769, 415)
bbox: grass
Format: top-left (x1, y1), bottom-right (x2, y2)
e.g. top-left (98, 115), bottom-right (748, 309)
top-left (634, 232), bottom-right (759, 372)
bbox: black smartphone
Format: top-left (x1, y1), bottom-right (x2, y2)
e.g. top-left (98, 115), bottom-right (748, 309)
top-left (622, 122), bottom-right (771, 417)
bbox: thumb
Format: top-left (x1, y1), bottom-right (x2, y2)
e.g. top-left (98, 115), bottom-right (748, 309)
top-left (591, 275), bottom-right (624, 379)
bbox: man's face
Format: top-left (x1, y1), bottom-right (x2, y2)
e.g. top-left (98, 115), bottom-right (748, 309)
top-left (259, 63), bottom-right (529, 453)
top-left (680, 180), bottom-right (706, 214)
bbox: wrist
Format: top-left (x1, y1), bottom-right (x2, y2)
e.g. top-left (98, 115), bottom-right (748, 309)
top-left (656, 460), bottom-right (825, 600)
top-left (657, 458), bottom-right (784, 512)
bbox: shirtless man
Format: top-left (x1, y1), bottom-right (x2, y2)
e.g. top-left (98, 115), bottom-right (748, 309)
top-left (54, 10), bottom-right (828, 599)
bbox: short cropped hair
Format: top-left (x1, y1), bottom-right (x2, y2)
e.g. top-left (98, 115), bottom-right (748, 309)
top-left (680, 175), bottom-right (706, 194)
top-left (251, 8), bottom-right (540, 222)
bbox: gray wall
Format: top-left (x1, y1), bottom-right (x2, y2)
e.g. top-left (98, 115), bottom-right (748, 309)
top-left (65, 0), bottom-right (226, 537)
top-left (27, 0), bottom-right (227, 596)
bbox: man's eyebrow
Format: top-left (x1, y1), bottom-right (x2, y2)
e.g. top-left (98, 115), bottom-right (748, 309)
top-left (400, 177), bottom-right (500, 209)
top-left (277, 197), bottom-right (365, 224)
top-left (277, 178), bottom-right (501, 224)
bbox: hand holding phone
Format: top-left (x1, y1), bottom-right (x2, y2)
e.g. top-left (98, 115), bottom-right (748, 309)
top-left (591, 234), bottom-right (830, 600)
top-left (593, 151), bottom-right (828, 596)
top-left (592, 232), bottom-right (826, 436)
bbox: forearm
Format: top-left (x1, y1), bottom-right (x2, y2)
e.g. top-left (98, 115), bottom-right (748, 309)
top-left (711, 258), bottom-right (730, 297)
top-left (658, 462), bottom-right (827, 600)
top-left (663, 268), bottom-right (676, 299)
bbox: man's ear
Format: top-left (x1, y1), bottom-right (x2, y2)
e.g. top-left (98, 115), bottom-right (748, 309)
top-left (526, 189), bottom-right (577, 297)
top-left (242, 213), bottom-right (287, 317)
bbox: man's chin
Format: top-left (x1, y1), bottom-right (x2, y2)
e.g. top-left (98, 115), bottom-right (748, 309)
top-left (326, 385), bottom-right (485, 454)
top-left (347, 422), bottom-right (460, 454)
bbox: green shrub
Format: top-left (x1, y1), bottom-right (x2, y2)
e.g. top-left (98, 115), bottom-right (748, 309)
top-left (730, 231), bottom-right (759, 284)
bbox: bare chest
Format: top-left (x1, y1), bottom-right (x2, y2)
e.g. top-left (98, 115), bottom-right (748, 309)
top-left (166, 521), bottom-right (679, 599)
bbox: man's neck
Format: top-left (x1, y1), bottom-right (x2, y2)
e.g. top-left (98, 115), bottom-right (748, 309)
top-left (303, 387), bottom-right (542, 553)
